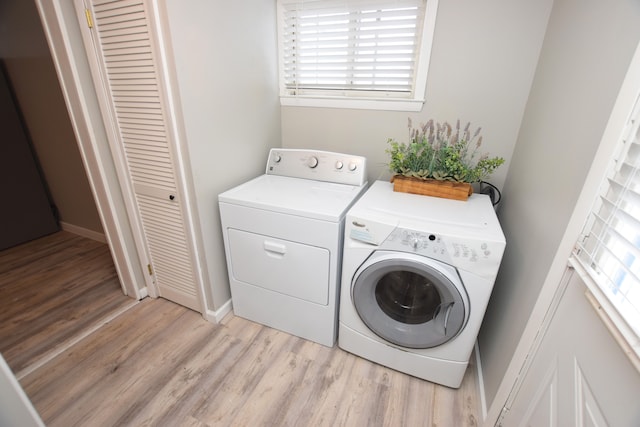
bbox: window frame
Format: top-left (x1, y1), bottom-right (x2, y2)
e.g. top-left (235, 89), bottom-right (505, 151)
top-left (574, 92), bottom-right (640, 341)
top-left (276, 0), bottom-right (439, 111)
top-left (569, 41), bottom-right (640, 365)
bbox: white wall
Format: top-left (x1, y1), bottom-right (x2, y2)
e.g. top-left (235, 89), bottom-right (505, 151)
top-left (478, 0), bottom-right (640, 413)
top-left (281, 0), bottom-right (554, 190)
top-left (2, 0), bottom-right (103, 234)
top-left (162, 0), bottom-right (281, 311)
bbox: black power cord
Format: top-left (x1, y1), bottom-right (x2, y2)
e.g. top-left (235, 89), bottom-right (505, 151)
top-left (479, 181), bottom-right (502, 206)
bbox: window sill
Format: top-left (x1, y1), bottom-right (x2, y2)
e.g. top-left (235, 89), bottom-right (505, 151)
top-left (569, 256), bottom-right (640, 373)
top-left (279, 95), bottom-right (425, 112)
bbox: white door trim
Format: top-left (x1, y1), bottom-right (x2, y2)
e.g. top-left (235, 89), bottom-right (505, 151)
top-left (34, 0), bottom-right (145, 300)
top-left (147, 0), bottom-right (212, 314)
top-left (71, 0), bottom-right (157, 297)
top-left (36, 0), bottom-right (214, 317)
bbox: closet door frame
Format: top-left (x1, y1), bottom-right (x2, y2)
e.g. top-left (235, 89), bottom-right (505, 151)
top-left (74, 0), bottom-right (208, 312)
top-left (34, 0), bottom-right (212, 317)
top-left (73, 0), bottom-right (155, 297)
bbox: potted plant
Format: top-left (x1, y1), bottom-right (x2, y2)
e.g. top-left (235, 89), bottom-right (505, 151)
top-left (386, 118), bottom-right (505, 200)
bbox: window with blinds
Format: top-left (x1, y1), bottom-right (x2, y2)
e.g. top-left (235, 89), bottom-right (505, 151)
top-left (277, 0), bottom-right (438, 110)
top-left (575, 94), bottom-right (640, 338)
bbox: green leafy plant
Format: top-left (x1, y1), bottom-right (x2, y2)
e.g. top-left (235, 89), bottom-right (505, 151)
top-left (387, 118), bottom-right (505, 183)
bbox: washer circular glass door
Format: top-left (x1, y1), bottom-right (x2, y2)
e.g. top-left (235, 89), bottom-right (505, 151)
top-left (352, 251), bottom-right (468, 349)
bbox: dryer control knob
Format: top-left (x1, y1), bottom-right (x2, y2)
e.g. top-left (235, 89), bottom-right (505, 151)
top-left (410, 237), bottom-right (421, 249)
top-left (348, 162), bottom-right (358, 171)
top-left (307, 156), bottom-right (319, 168)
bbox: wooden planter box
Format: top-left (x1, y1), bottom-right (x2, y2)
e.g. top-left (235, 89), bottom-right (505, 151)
top-left (391, 175), bottom-right (473, 201)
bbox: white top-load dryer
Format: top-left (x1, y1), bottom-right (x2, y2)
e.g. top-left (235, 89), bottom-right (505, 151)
top-left (219, 149), bottom-right (367, 347)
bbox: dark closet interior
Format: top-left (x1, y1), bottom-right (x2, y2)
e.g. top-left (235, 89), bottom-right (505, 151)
top-left (0, 63), bottom-right (59, 250)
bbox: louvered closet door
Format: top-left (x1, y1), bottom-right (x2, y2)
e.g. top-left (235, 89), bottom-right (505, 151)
top-left (77, 0), bottom-right (201, 312)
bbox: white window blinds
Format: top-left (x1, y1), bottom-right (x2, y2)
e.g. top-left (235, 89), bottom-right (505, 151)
top-left (278, 0), bottom-right (429, 100)
top-left (575, 94), bottom-right (640, 337)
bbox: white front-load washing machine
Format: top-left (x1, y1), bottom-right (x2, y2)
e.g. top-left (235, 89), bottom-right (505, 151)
top-left (219, 149), bottom-right (367, 347)
top-left (339, 180), bottom-right (505, 388)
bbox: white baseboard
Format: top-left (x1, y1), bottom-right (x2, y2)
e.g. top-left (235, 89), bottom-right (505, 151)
top-left (204, 298), bottom-right (233, 323)
top-left (60, 222), bottom-right (107, 243)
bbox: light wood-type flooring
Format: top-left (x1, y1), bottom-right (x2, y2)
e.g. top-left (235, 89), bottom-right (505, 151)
top-left (0, 231), bottom-right (136, 376)
top-left (2, 232), bottom-right (481, 426)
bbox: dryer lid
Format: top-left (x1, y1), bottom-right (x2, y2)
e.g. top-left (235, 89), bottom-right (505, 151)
top-left (219, 174), bottom-right (368, 222)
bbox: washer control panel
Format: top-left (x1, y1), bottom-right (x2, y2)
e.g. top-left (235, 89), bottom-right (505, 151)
top-left (266, 149), bottom-right (367, 186)
top-left (381, 227), bottom-right (504, 276)
top-left (384, 228), bottom-right (449, 259)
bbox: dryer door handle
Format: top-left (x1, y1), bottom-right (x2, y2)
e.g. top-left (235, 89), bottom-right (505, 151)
top-left (264, 240), bottom-right (287, 257)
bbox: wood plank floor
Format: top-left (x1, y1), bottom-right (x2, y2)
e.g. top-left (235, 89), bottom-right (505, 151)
top-left (0, 231), bottom-right (136, 376)
top-left (4, 232), bottom-right (481, 426)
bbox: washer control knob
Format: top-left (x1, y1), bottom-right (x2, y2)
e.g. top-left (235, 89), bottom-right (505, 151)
top-left (335, 161), bottom-right (344, 170)
top-left (273, 153), bottom-right (281, 163)
top-left (348, 161), bottom-right (358, 171)
top-left (410, 237), bottom-right (421, 249)
top-left (307, 156), bottom-right (319, 168)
